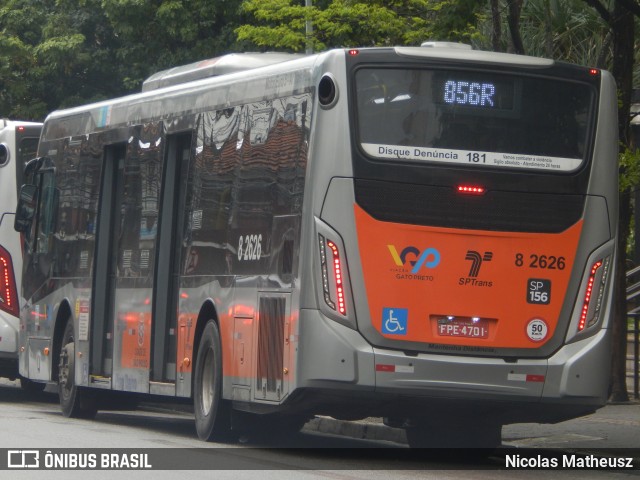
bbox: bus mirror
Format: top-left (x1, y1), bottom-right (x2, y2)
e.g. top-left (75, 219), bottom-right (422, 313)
top-left (14, 184), bottom-right (38, 233)
top-left (319, 74), bottom-right (338, 109)
top-left (0, 144), bottom-right (9, 167)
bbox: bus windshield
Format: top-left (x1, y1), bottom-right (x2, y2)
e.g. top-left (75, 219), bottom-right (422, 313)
top-left (355, 67), bottom-right (595, 172)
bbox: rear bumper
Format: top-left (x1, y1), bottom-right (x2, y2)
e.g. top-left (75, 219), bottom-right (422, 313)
top-left (296, 309), bottom-right (610, 423)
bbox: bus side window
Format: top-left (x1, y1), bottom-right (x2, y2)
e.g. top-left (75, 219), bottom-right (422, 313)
top-left (36, 171), bottom-right (59, 254)
top-left (40, 185), bottom-right (59, 236)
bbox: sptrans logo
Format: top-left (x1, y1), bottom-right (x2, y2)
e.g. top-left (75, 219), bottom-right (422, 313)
top-left (459, 250), bottom-right (493, 287)
top-left (387, 245), bottom-right (440, 281)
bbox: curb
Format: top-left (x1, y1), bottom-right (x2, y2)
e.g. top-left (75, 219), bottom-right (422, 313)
top-left (303, 416), bottom-right (407, 444)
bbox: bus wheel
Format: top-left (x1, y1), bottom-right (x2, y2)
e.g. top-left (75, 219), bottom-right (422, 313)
top-left (58, 321), bottom-right (97, 419)
top-left (405, 417), bottom-right (502, 449)
top-left (194, 320), bottom-right (231, 441)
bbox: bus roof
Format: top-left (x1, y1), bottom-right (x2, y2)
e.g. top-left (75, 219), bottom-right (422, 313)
top-left (42, 46), bottom-right (585, 141)
top-left (142, 52), bottom-right (306, 93)
top-left (0, 119), bottom-right (44, 129)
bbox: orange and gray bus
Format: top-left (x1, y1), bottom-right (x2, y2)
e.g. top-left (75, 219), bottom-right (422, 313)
top-left (0, 119), bottom-right (41, 384)
top-left (14, 44), bottom-right (618, 447)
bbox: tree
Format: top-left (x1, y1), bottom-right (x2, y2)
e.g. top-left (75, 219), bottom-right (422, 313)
top-left (102, 0), bottom-right (245, 89)
top-left (235, 0), bottom-right (483, 52)
top-left (491, 0), bottom-right (638, 402)
top-left (0, 0), bottom-right (246, 117)
top-left (35, 0), bottom-right (123, 107)
top-left (596, 0), bottom-right (637, 403)
top-left (0, 0), bottom-right (123, 118)
top-left (0, 0), bottom-right (51, 119)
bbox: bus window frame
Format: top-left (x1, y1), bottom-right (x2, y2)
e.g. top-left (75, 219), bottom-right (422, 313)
top-left (351, 64), bottom-right (599, 174)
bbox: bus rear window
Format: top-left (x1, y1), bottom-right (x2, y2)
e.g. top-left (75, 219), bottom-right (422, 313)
top-left (355, 68), bottom-right (595, 172)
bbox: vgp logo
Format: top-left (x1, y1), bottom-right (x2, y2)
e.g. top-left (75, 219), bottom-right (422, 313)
top-left (8, 450), bottom-right (40, 469)
top-left (387, 245), bottom-right (440, 280)
top-left (459, 250), bottom-right (494, 287)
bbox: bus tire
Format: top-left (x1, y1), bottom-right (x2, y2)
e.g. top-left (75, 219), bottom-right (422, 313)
top-left (194, 320), bottom-right (231, 441)
top-left (58, 320), bottom-right (97, 419)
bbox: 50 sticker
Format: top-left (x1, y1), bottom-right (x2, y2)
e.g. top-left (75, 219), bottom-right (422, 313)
top-left (238, 234), bottom-right (262, 261)
top-left (515, 253), bottom-right (566, 270)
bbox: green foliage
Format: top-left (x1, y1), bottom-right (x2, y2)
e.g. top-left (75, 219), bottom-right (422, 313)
top-left (102, 0), bottom-right (246, 88)
top-left (236, 0), bottom-right (483, 52)
top-left (475, 0), bottom-right (612, 66)
top-left (620, 146), bottom-right (640, 193)
top-left (0, 0), bottom-right (245, 118)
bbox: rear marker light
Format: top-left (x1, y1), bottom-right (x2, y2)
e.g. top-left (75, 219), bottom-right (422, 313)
top-left (376, 364), bottom-right (415, 374)
top-left (376, 364), bottom-right (395, 372)
top-left (0, 247), bottom-right (19, 317)
top-left (457, 185), bottom-right (485, 195)
top-left (1, 257), bottom-right (11, 306)
top-left (319, 235), bottom-right (347, 316)
top-left (507, 373), bottom-right (546, 383)
top-left (348, 49), bottom-right (359, 56)
top-left (578, 257), bottom-right (609, 331)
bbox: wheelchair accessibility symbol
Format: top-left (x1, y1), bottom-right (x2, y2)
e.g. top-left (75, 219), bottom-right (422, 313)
top-left (382, 308), bottom-right (408, 335)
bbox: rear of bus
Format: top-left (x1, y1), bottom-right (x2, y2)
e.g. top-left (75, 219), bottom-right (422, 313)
top-left (299, 45), bottom-right (617, 446)
top-left (0, 121), bottom-right (41, 379)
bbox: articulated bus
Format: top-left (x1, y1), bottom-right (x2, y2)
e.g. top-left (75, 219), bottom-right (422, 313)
top-left (0, 120), bottom-right (42, 385)
top-left (14, 44), bottom-right (618, 447)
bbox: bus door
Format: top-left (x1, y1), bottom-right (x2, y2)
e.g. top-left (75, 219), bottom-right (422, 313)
top-left (150, 132), bottom-right (193, 390)
top-left (91, 143), bottom-right (125, 383)
top-left (92, 124), bottom-right (165, 393)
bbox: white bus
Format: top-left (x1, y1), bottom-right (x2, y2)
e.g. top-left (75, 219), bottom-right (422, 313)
top-left (0, 119), bottom-right (42, 385)
top-left (14, 45), bottom-right (618, 447)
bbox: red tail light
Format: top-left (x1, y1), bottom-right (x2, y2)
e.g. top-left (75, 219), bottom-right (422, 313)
top-left (326, 240), bottom-right (346, 315)
top-left (457, 185), bottom-right (485, 195)
top-left (319, 235), bottom-right (347, 316)
top-left (0, 245), bottom-right (19, 317)
top-left (578, 258), bottom-right (609, 332)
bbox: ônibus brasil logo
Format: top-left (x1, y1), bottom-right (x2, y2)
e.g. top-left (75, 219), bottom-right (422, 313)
top-left (387, 245), bottom-right (440, 278)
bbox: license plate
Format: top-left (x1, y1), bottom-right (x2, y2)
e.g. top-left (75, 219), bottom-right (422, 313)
top-left (437, 318), bottom-right (489, 339)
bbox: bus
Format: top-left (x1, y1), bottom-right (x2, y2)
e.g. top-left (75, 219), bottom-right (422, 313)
top-left (0, 119), bottom-right (42, 385)
top-left (14, 44), bottom-right (618, 447)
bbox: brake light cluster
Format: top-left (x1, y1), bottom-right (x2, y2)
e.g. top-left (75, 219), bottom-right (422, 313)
top-left (319, 234), bottom-right (347, 316)
top-left (578, 257), bottom-right (610, 332)
top-left (0, 245), bottom-right (19, 317)
top-left (457, 185), bottom-right (485, 195)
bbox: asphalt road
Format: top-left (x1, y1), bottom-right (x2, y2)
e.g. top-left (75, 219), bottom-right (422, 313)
top-left (0, 380), bottom-right (638, 480)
